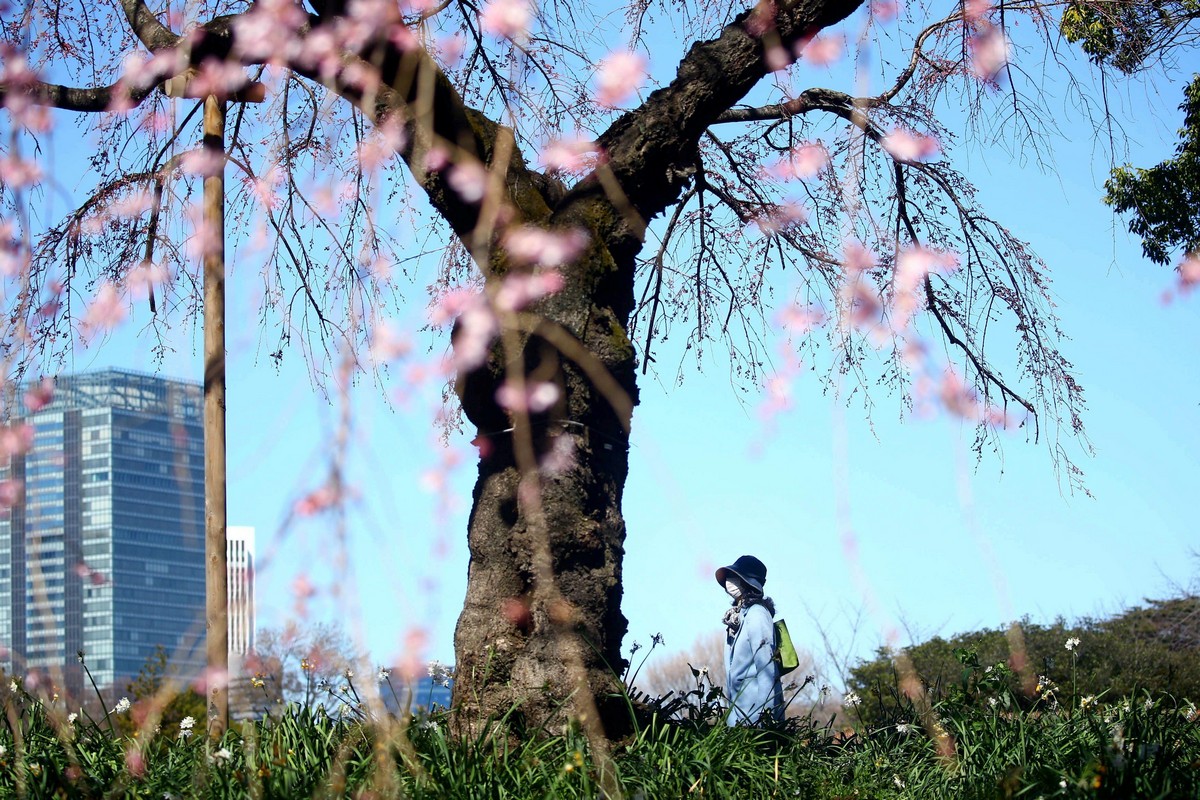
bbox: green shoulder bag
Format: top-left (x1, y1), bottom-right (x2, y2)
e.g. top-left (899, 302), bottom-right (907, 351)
top-left (774, 618), bottom-right (800, 674)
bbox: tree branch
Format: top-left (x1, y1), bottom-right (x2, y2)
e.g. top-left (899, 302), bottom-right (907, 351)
top-left (585, 0), bottom-right (866, 247)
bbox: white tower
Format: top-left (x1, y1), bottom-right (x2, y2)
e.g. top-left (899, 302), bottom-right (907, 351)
top-left (226, 526), bottom-right (255, 657)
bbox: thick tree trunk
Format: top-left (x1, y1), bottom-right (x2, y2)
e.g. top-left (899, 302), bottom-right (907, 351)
top-left (451, 224), bottom-right (639, 739)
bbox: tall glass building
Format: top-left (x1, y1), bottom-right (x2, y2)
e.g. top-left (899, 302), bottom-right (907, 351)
top-left (0, 369), bottom-right (206, 695)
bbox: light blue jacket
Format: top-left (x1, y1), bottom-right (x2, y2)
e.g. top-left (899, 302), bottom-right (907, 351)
top-left (725, 602), bottom-right (784, 726)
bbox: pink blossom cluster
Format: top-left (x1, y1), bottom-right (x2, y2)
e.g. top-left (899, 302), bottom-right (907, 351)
top-left (358, 117), bottom-right (409, 172)
top-left (766, 142), bottom-right (830, 180)
top-left (479, 0), bottom-right (533, 40)
top-left (430, 287), bottom-right (498, 371)
top-left (502, 226), bottom-right (588, 268)
top-left (72, 561), bottom-right (108, 586)
top-left (0, 47), bottom-right (51, 132)
top-left (0, 223), bottom-right (29, 277)
top-left (0, 423), bottom-right (34, 457)
top-left (539, 136), bottom-right (605, 174)
top-left (881, 128), bottom-right (940, 162)
top-left (495, 380), bottom-right (559, 413)
top-left (369, 318), bottom-right (413, 364)
top-left (80, 282), bottom-right (126, 340)
top-left (910, 359), bottom-right (1019, 428)
top-left (594, 52), bottom-right (647, 108)
top-left (963, 0), bottom-right (1010, 83)
top-left (751, 201), bottom-right (810, 234)
top-left (23, 378), bottom-right (54, 411)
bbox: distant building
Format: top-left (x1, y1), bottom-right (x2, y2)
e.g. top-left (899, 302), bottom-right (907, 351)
top-left (0, 369), bottom-right (206, 695)
top-left (226, 526), bottom-right (255, 658)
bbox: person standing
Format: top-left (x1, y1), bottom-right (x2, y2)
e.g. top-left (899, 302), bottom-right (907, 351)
top-left (716, 555), bottom-right (784, 725)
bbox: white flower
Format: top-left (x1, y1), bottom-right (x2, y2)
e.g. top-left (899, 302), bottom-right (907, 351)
top-left (1081, 695), bottom-right (1095, 708)
top-left (843, 691), bottom-right (861, 707)
top-left (179, 716), bottom-right (195, 731)
top-left (112, 697), bottom-right (131, 714)
top-left (1144, 699), bottom-right (1154, 710)
top-left (985, 665), bottom-right (994, 674)
top-left (0, 744), bottom-right (6, 756)
top-left (893, 775), bottom-right (905, 789)
top-left (212, 747), bottom-right (232, 762)
top-left (8, 680), bottom-right (16, 692)
top-left (344, 669), bottom-right (354, 679)
top-left (1065, 637), bottom-right (1081, 651)
top-left (376, 668), bottom-right (390, 682)
top-left (1060, 779), bottom-right (1068, 789)
top-left (896, 723), bottom-right (911, 735)
top-left (68, 713), bottom-right (78, 724)
top-left (988, 696), bottom-right (998, 707)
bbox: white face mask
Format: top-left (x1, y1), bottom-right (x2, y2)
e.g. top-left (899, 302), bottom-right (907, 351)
top-left (724, 580), bottom-right (742, 600)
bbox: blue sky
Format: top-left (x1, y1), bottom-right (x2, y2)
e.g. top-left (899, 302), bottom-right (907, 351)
top-left (8, 7), bottom-right (1199, 683)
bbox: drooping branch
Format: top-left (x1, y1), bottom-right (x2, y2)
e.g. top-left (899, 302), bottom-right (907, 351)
top-left (0, 80), bottom-right (154, 112)
top-left (586, 0), bottom-right (867, 248)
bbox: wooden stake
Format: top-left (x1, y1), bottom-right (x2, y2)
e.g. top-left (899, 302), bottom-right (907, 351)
top-left (203, 93), bottom-right (229, 739)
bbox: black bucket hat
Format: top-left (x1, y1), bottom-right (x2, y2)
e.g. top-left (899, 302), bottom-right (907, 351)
top-left (715, 555), bottom-right (767, 593)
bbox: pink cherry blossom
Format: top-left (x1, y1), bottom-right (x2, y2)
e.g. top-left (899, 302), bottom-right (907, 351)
top-left (0, 155), bottom-right (42, 187)
top-left (759, 374), bottom-right (793, 419)
top-left (745, 0), bottom-right (778, 36)
top-left (119, 49), bottom-right (187, 92)
top-left (496, 380), bottom-right (560, 413)
top-left (765, 45), bottom-right (791, 72)
top-left (359, 117), bottom-right (408, 171)
top-left (594, 51), bottom-right (647, 108)
top-left (479, 0), bottom-right (533, 39)
top-left (796, 34), bottom-right (844, 66)
top-left (369, 319), bottom-right (413, 363)
top-left (232, 0), bottom-right (307, 62)
top-left (186, 58), bottom-right (250, 98)
top-left (425, 147), bottom-right (451, 173)
top-left (752, 201), bottom-right (809, 233)
top-left (106, 191), bottom-right (154, 218)
top-left (540, 136), bottom-right (603, 172)
top-left (294, 484), bottom-right (339, 516)
top-left (124, 748), bottom-right (146, 778)
top-left (125, 261), bottom-right (168, 301)
top-left (181, 148), bottom-right (226, 177)
top-left (503, 226), bottom-right (589, 268)
top-left (23, 377), bottom-right (54, 411)
top-left (970, 27), bottom-right (1010, 80)
top-left (184, 204), bottom-right (222, 260)
top-left (870, 0), bottom-right (901, 22)
top-left (0, 479), bottom-right (22, 508)
top-left (430, 286), bottom-right (486, 326)
top-left (451, 306), bottom-right (500, 370)
top-left (841, 281), bottom-right (882, 328)
top-left (541, 433), bottom-right (576, 474)
top-left (81, 282), bottom-right (127, 337)
top-left (843, 241), bottom-right (876, 277)
top-left (437, 33), bottom-right (466, 66)
top-left (896, 247), bottom-right (958, 290)
top-left (494, 270), bottom-right (566, 311)
top-left (447, 160), bottom-right (488, 202)
top-left (938, 366), bottom-right (980, 420)
top-left (768, 142), bottom-right (830, 180)
top-left (963, 0), bottom-right (992, 21)
top-left (776, 303), bottom-right (826, 335)
top-left (881, 128), bottom-right (941, 162)
top-left (1179, 254), bottom-right (1200, 292)
top-left (0, 424), bottom-right (32, 457)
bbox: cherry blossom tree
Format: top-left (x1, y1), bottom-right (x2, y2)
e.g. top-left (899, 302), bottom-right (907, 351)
top-left (0, 0), bottom-right (1104, 739)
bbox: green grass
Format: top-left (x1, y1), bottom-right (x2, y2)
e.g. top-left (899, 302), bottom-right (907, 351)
top-left (2, 678), bottom-right (1198, 799)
